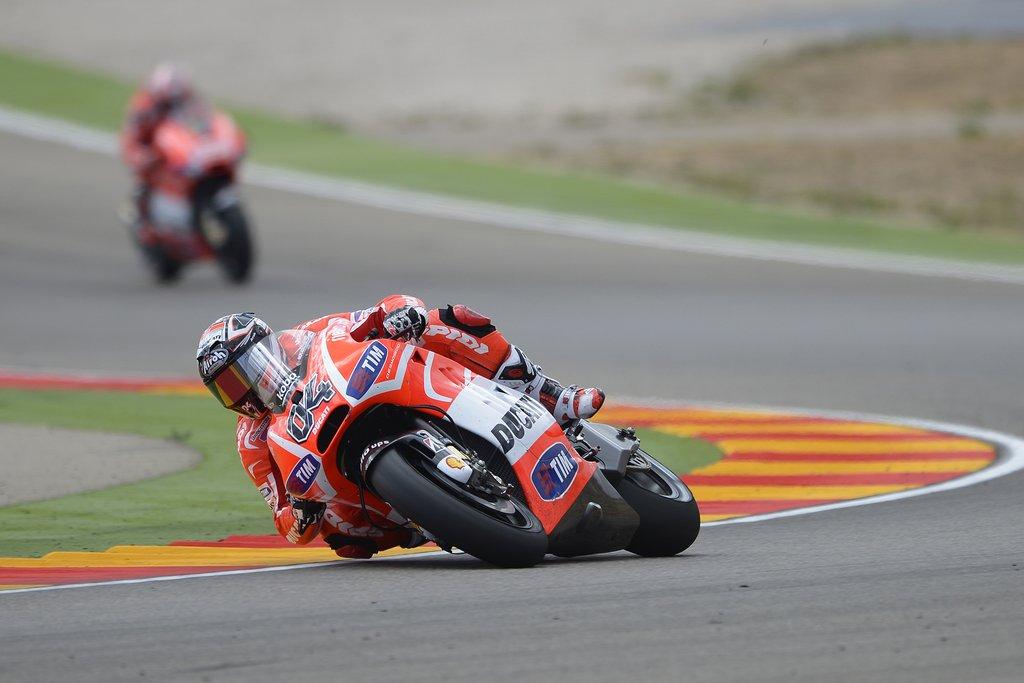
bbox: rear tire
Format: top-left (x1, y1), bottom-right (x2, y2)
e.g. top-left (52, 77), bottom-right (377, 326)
top-left (214, 204), bottom-right (253, 284)
top-left (367, 447), bottom-right (548, 568)
top-left (617, 452), bottom-right (701, 557)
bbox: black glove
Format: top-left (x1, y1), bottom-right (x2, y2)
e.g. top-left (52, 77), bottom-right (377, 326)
top-left (382, 305), bottom-right (428, 341)
top-left (291, 498), bottom-right (326, 534)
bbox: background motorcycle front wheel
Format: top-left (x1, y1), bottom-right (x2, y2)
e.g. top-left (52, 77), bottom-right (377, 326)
top-left (146, 248), bottom-right (184, 283)
top-left (130, 225), bottom-right (183, 284)
top-left (211, 204), bottom-right (253, 284)
top-left (367, 447), bottom-right (548, 568)
top-left (615, 451), bottom-right (701, 557)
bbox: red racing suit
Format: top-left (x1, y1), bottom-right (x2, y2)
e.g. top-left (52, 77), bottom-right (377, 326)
top-left (120, 90), bottom-right (171, 181)
top-left (120, 89), bottom-right (211, 180)
top-left (235, 294), bottom-right (516, 557)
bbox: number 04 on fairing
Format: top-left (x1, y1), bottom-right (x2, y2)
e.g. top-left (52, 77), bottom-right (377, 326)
top-left (263, 319), bottom-right (700, 567)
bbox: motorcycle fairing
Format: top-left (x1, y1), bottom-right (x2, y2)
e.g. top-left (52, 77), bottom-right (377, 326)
top-left (267, 321), bottom-right (440, 508)
top-left (546, 473), bottom-right (640, 557)
top-left (317, 328), bottom-right (419, 408)
top-left (268, 428), bottom-right (339, 502)
top-left (267, 322), bottom-right (608, 537)
top-left (431, 376), bottom-right (599, 534)
top-left (154, 109), bottom-right (243, 176)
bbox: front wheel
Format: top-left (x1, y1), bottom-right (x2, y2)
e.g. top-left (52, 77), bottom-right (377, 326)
top-left (212, 204), bottom-right (253, 284)
top-left (367, 446), bottom-right (548, 568)
top-left (616, 451), bottom-right (700, 557)
top-left (129, 221), bottom-right (183, 284)
top-left (147, 248), bottom-right (184, 284)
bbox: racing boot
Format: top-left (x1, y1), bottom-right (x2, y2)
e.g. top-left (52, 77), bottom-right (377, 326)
top-left (495, 346), bottom-right (605, 425)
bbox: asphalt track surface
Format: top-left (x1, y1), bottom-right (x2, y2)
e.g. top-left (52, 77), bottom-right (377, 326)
top-left (1, 131), bottom-right (1023, 681)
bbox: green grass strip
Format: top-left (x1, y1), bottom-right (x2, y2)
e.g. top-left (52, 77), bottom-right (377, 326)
top-left (0, 388), bottom-right (720, 557)
top-left (634, 428), bottom-right (722, 473)
top-left (0, 389), bottom-right (269, 557)
top-left (4, 48), bottom-right (1024, 264)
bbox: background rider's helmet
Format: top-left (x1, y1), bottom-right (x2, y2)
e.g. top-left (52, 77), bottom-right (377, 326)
top-left (196, 313), bottom-right (296, 418)
top-left (146, 63), bottom-right (193, 111)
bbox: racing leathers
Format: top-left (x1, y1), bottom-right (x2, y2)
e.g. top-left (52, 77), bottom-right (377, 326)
top-left (236, 294), bottom-right (604, 559)
top-left (119, 88), bottom-right (201, 231)
top-left (120, 89), bottom-right (168, 183)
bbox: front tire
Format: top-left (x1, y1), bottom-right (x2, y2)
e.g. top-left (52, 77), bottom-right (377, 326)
top-left (367, 447), bottom-right (548, 568)
top-left (213, 204), bottom-right (253, 284)
top-left (130, 224), bottom-right (182, 284)
top-left (148, 248), bottom-right (184, 283)
top-left (617, 452), bottom-right (700, 557)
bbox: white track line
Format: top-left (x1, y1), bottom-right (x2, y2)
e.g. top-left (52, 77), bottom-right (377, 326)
top-left (3, 399), bottom-right (1022, 596)
top-left (4, 105), bottom-right (1024, 286)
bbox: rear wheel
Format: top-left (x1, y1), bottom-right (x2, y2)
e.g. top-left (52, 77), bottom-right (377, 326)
top-left (367, 446), bottom-right (548, 568)
top-left (616, 451), bottom-right (700, 557)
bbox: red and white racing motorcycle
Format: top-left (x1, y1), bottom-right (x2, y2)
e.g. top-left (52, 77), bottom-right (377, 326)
top-left (128, 102), bottom-right (253, 283)
top-left (257, 319), bottom-right (700, 567)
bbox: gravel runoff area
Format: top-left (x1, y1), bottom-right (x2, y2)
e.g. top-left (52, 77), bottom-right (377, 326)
top-left (0, 0), bottom-right (840, 123)
top-left (6, 0), bottom-right (1021, 147)
top-left (0, 423), bottom-right (199, 507)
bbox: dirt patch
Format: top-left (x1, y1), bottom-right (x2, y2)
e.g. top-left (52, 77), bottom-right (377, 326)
top-left (680, 35), bottom-right (1024, 120)
top-left (537, 134), bottom-right (1024, 236)
top-left (504, 36), bottom-right (1024, 237)
top-left (0, 0), bottom-right (828, 126)
top-left (0, 424), bottom-right (200, 506)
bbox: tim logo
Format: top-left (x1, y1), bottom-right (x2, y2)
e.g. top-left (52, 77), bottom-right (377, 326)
top-left (347, 341), bottom-right (389, 400)
top-left (530, 443), bottom-right (578, 501)
top-left (286, 454), bottom-right (321, 495)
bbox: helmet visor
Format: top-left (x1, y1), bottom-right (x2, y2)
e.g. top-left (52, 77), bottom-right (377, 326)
top-left (233, 333), bottom-right (298, 413)
top-left (207, 362), bottom-right (254, 409)
top-left (206, 333), bottom-right (297, 414)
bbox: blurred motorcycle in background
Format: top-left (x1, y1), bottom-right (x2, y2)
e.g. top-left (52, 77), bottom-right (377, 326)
top-left (124, 102), bottom-right (254, 284)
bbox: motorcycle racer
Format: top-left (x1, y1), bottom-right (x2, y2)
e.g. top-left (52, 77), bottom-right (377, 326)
top-left (120, 63), bottom-right (199, 234)
top-left (196, 295), bottom-right (605, 559)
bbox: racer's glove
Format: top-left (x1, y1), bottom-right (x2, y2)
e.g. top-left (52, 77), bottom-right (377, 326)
top-left (291, 498), bottom-right (327, 535)
top-left (382, 305), bottom-right (428, 342)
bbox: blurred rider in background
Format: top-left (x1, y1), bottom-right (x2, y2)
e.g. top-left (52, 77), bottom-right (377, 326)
top-left (196, 295), bottom-right (606, 560)
top-left (119, 63), bottom-right (199, 237)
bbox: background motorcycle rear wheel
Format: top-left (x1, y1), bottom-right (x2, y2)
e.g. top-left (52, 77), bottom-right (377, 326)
top-left (367, 446), bottom-right (548, 568)
top-left (616, 451), bottom-right (701, 557)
